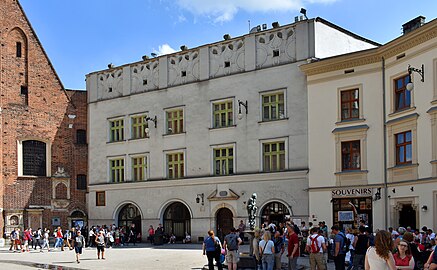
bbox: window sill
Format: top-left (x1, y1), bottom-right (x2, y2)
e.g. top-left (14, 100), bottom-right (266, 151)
top-left (18, 175), bottom-right (42, 179)
top-left (431, 160), bottom-right (437, 164)
top-left (389, 106), bottom-right (416, 117)
top-left (107, 140), bottom-right (126, 145)
top-left (163, 132), bottom-right (186, 137)
top-left (128, 137), bottom-right (149, 142)
top-left (258, 117), bottom-right (289, 124)
top-left (209, 125), bottom-right (236, 131)
top-left (335, 118), bottom-right (366, 126)
top-left (431, 99), bottom-right (437, 105)
top-left (387, 163), bottom-right (418, 170)
top-left (335, 170), bottom-right (368, 175)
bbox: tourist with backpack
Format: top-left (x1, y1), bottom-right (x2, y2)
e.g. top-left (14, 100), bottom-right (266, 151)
top-left (331, 225), bottom-right (348, 270)
top-left (202, 230), bottom-right (223, 270)
top-left (306, 227), bottom-right (327, 270)
top-left (353, 226), bottom-right (369, 270)
top-left (224, 227), bottom-right (243, 270)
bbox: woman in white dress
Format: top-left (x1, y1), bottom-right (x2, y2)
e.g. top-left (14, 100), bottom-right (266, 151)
top-left (365, 230), bottom-right (396, 270)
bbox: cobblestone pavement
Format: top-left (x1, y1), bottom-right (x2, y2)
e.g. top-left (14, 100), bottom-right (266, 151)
top-left (0, 243), bottom-right (336, 269)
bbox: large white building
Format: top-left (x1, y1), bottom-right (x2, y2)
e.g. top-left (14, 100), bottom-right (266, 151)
top-left (301, 17), bottom-right (437, 231)
top-left (86, 17), bottom-right (377, 241)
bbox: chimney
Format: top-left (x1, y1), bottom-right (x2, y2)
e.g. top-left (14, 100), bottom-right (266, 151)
top-left (402, 16), bottom-right (426, 35)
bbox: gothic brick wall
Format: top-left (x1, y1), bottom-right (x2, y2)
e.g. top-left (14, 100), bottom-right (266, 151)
top-left (0, 0), bottom-right (87, 234)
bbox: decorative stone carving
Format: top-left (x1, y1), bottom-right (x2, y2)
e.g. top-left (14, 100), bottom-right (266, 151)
top-left (209, 39), bottom-right (245, 78)
top-left (53, 166), bottom-right (69, 178)
top-left (256, 27), bottom-right (296, 69)
top-left (131, 60), bottom-right (159, 93)
top-left (168, 51), bottom-right (200, 87)
top-left (98, 69), bottom-right (123, 99)
top-left (51, 178), bottom-right (71, 209)
top-left (247, 193), bottom-right (258, 230)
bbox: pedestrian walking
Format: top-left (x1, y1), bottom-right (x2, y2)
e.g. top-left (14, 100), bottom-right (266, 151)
top-left (353, 226), bottom-right (369, 270)
top-left (331, 225), bottom-right (347, 270)
top-left (224, 227), bottom-right (243, 270)
top-left (96, 231), bottom-right (106, 259)
top-left (273, 231), bottom-right (285, 270)
top-left (54, 227), bottom-right (63, 249)
top-left (73, 230), bottom-right (85, 263)
top-left (41, 229), bottom-right (51, 252)
top-left (306, 227), bottom-right (326, 270)
top-left (364, 230), bottom-right (396, 270)
top-left (202, 230), bottom-right (223, 270)
top-left (286, 224), bottom-right (299, 270)
top-left (259, 231), bottom-right (275, 270)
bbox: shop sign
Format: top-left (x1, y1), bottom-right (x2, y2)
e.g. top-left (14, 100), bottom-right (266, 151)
top-left (331, 188), bottom-right (373, 198)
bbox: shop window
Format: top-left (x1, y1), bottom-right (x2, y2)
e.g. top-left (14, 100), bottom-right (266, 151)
top-left (332, 198), bottom-right (372, 229)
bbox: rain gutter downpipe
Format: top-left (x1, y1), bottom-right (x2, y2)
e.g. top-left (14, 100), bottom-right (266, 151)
top-left (382, 57), bottom-right (389, 229)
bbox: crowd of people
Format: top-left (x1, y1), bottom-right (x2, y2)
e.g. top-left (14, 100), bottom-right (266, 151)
top-left (202, 220), bottom-right (437, 270)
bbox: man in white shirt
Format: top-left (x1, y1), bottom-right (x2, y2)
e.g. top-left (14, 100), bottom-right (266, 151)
top-left (306, 227), bottom-right (327, 270)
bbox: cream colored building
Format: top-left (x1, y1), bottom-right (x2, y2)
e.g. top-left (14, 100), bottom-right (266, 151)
top-left (301, 17), bottom-right (437, 230)
top-left (86, 18), bottom-right (377, 241)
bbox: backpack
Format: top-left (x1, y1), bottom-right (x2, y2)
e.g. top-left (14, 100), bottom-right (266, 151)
top-left (310, 235), bottom-right (320, 253)
top-left (340, 233), bottom-right (351, 253)
top-left (226, 234), bottom-right (238, 251)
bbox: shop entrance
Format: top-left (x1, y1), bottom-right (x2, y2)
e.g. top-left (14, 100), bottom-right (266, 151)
top-left (399, 204), bottom-right (416, 229)
top-left (333, 197), bottom-right (372, 230)
top-left (163, 202), bottom-right (191, 241)
top-left (261, 201), bottom-right (290, 227)
top-left (216, 208), bottom-right (233, 241)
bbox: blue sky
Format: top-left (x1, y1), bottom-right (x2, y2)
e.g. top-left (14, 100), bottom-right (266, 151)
top-left (19, 0), bottom-right (437, 90)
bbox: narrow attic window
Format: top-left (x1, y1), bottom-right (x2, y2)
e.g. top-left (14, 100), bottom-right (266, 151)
top-left (108, 87), bottom-right (113, 93)
top-left (20, 85), bottom-right (28, 95)
top-left (396, 53), bottom-right (406, 60)
top-left (143, 80), bottom-right (148, 85)
top-left (16, 42), bottom-right (22, 58)
top-left (344, 69), bottom-right (355, 74)
top-left (181, 71), bottom-right (187, 77)
top-left (224, 61), bottom-right (231, 68)
top-left (273, 50), bottom-right (280, 57)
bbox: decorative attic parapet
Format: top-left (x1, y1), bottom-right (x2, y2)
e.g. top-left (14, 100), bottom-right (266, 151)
top-left (209, 38), bottom-right (245, 78)
top-left (256, 26), bottom-right (296, 69)
top-left (131, 60), bottom-right (159, 93)
top-left (168, 50), bottom-right (200, 87)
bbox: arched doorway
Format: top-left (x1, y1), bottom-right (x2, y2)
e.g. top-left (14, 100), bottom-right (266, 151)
top-left (69, 210), bottom-right (87, 229)
top-left (261, 201), bottom-right (290, 226)
top-left (216, 208), bottom-right (233, 241)
top-left (118, 204), bottom-right (142, 237)
top-left (399, 204), bottom-right (416, 229)
top-left (163, 202), bottom-right (191, 241)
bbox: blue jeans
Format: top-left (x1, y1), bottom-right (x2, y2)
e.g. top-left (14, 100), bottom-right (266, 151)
top-left (54, 237), bottom-right (63, 248)
top-left (347, 250), bottom-right (354, 270)
top-left (262, 254), bottom-right (274, 270)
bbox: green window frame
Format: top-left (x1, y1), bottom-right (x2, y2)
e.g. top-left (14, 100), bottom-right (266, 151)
top-left (131, 115), bottom-right (148, 139)
top-left (167, 152), bottom-right (184, 179)
top-left (213, 100), bottom-right (233, 128)
top-left (132, 156), bottom-right (147, 181)
top-left (166, 109), bottom-right (184, 134)
top-left (109, 119), bottom-right (124, 142)
top-left (262, 92), bottom-right (285, 121)
top-left (110, 158), bottom-right (124, 182)
top-left (213, 147), bottom-right (234, 175)
top-left (263, 141), bottom-right (285, 172)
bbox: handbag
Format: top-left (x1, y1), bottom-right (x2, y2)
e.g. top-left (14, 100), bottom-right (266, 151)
top-left (214, 238), bottom-right (221, 254)
top-left (259, 241), bottom-right (269, 260)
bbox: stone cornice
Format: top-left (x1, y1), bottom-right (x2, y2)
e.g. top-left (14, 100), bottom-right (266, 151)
top-left (301, 19), bottom-right (437, 76)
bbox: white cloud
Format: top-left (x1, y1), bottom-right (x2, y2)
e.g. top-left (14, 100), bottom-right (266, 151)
top-left (175, 0), bottom-right (337, 22)
top-left (152, 44), bottom-right (177, 56)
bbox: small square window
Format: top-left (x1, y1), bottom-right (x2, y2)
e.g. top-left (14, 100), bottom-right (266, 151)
top-left (76, 129), bottom-right (87, 144)
top-left (181, 71), bottom-right (187, 77)
top-left (143, 80), bottom-right (148, 85)
top-left (108, 87), bottom-right (113, 93)
top-left (20, 86), bottom-right (28, 95)
top-left (273, 50), bottom-right (280, 57)
top-left (224, 61), bottom-right (231, 68)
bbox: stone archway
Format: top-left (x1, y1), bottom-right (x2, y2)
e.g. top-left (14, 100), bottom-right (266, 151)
top-left (260, 201), bottom-right (291, 227)
top-left (118, 204), bottom-right (142, 238)
top-left (163, 202), bottom-right (191, 241)
top-left (216, 208), bottom-right (233, 241)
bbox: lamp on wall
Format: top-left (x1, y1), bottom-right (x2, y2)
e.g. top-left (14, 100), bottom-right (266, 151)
top-left (237, 100), bottom-right (248, 120)
top-left (196, 193), bottom-right (204, 205)
top-left (374, 188), bottom-right (381, 201)
top-left (145, 116), bottom-right (157, 128)
top-left (406, 64), bottom-right (424, 91)
top-left (421, 205), bottom-right (428, 212)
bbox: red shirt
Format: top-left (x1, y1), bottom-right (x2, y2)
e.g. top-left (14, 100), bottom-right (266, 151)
top-left (57, 230), bottom-right (63, 238)
top-left (393, 253), bottom-right (412, 266)
top-left (287, 232), bottom-right (299, 257)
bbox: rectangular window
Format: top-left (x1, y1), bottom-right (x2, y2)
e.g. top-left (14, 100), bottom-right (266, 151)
top-left (131, 115), bottom-right (148, 139)
top-left (341, 141), bottom-right (361, 170)
top-left (20, 86), bottom-right (28, 95)
top-left (76, 174), bottom-right (87, 190)
top-left (213, 100), bottom-right (233, 128)
top-left (132, 156), bottom-right (147, 181)
top-left (262, 92), bottom-right (285, 121)
top-left (394, 75), bottom-right (411, 111)
top-left (340, 89), bottom-right (359, 120)
top-left (16, 42), bottom-right (22, 58)
top-left (396, 131), bottom-right (412, 165)
top-left (213, 147), bottom-right (234, 175)
top-left (166, 109), bottom-right (184, 134)
top-left (76, 129), bottom-right (87, 144)
top-left (167, 152), bottom-right (184, 179)
top-left (109, 119), bottom-right (124, 142)
top-left (110, 158), bottom-right (124, 182)
top-left (263, 141), bottom-right (285, 172)
top-left (96, 191), bottom-right (106, 206)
